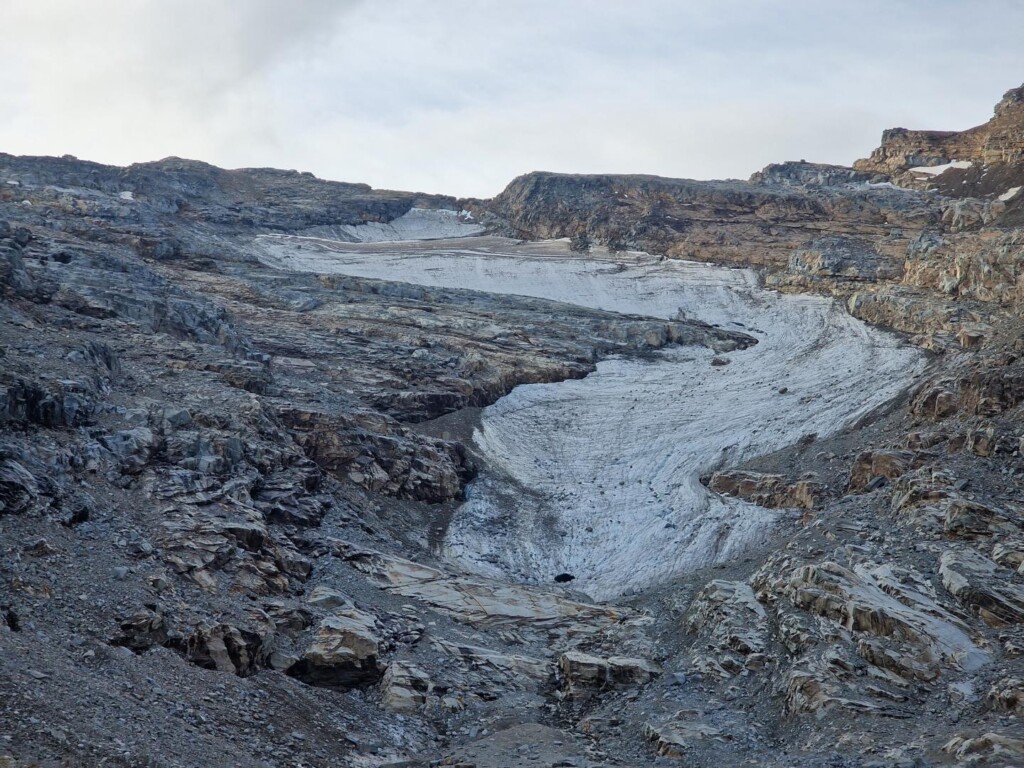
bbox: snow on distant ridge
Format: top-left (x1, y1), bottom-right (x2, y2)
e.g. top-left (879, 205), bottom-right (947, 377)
top-left (311, 208), bottom-right (485, 243)
top-left (908, 160), bottom-right (972, 176)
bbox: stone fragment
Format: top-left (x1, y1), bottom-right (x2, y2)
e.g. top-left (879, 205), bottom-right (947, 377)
top-left (643, 711), bottom-right (729, 758)
top-left (380, 661), bottom-right (432, 712)
top-left (707, 469), bottom-right (823, 509)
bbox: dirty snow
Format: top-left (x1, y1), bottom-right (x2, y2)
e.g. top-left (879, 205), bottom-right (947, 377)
top-left (301, 208), bottom-right (485, 243)
top-left (908, 160), bottom-right (973, 176)
top-left (257, 237), bottom-right (925, 599)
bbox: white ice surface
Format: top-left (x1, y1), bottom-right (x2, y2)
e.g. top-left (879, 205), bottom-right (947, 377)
top-left (908, 160), bottom-right (972, 176)
top-left (321, 208), bottom-right (485, 243)
top-left (257, 237), bottom-right (926, 599)
top-left (999, 186), bottom-right (1022, 202)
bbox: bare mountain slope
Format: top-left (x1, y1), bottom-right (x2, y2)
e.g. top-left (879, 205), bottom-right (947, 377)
top-left (3, 83), bottom-right (1024, 767)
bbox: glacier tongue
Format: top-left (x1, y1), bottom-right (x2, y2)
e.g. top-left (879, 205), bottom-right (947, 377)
top-left (257, 237), bottom-right (926, 599)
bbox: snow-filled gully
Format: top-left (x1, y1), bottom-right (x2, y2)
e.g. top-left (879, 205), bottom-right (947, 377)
top-left (258, 226), bottom-right (926, 600)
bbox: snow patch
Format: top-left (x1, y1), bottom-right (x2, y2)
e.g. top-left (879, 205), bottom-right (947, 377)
top-left (999, 186), bottom-right (1021, 202)
top-left (329, 208), bottom-right (484, 243)
top-left (119, 191), bottom-right (134, 201)
top-left (257, 238), bottom-right (925, 599)
top-left (908, 161), bottom-right (972, 176)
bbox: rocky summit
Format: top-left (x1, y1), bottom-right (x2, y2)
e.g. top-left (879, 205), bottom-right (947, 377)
top-left (2, 84), bottom-right (1024, 768)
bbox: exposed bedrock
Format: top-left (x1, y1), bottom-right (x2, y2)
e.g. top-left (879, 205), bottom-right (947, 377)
top-left (4, 80), bottom-right (1024, 768)
top-left (486, 168), bottom-right (940, 274)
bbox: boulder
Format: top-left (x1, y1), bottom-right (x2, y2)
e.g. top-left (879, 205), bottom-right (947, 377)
top-left (986, 677), bottom-right (1024, 712)
top-left (685, 580), bottom-right (768, 677)
top-left (847, 449), bottom-right (923, 493)
top-left (287, 610), bottom-right (383, 688)
top-left (707, 469), bottom-right (823, 509)
top-left (101, 427), bottom-right (158, 471)
top-left (992, 540), bottom-right (1024, 570)
top-left (335, 541), bottom-right (623, 631)
top-left (557, 651), bottom-right (659, 699)
top-left (0, 458), bottom-right (40, 516)
top-left (942, 732), bottom-right (1024, 762)
top-left (380, 661), bottom-right (432, 712)
top-left (305, 585), bottom-right (354, 612)
top-left (644, 711), bottom-right (729, 758)
top-left (756, 556), bottom-right (988, 673)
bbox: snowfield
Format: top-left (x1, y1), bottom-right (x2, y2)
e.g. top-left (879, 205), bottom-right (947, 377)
top-left (908, 160), bottom-right (973, 176)
top-left (298, 207), bottom-right (484, 242)
top-left (258, 230), bottom-right (926, 599)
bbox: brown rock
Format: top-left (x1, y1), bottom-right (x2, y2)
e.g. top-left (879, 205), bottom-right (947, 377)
top-left (287, 609), bottom-right (383, 688)
top-left (707, 469), bottom-right (823, 509)
top-left (847, 449), bottom-right (922, 493)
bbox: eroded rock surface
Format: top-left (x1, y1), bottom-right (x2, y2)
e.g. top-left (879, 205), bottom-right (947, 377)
top-left (4, 81), bottom-right (1024, 768)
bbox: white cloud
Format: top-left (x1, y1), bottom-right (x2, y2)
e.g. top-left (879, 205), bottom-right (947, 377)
top-left (0, 0), bottom-right (1022, 197)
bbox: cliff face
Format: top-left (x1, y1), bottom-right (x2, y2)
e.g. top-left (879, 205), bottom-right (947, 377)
top-left (855, 84), bottom-right (1024, 173)
top-left (853, 83), bottom-right (1024, 203)
top-left (489, 168), bottom-right (938, 272)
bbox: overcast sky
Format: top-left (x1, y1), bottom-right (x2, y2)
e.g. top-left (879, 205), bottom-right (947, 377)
top-left (1, 1), bottom-right (1022, 197)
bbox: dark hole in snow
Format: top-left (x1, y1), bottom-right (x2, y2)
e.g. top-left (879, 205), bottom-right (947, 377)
top-left (554, 573), bottom-right (575, 583)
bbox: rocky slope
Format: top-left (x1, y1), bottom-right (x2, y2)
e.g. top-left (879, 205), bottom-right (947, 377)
top-left (2, 83), bottom-right (1024, 767)
top-left (854, 84), bottom-right (1024, 210)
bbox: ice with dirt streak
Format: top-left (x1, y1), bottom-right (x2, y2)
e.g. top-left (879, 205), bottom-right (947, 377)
top-left (300, 207), bottom-right (484, 243)
top-left (257, 218), bottom-right (926, 600)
